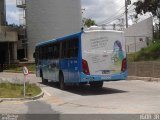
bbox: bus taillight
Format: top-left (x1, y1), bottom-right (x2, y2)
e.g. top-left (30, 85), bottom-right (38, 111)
top-left (121, 58), bottom-right (127, 72)
top-left (82, 59), bottom-right (90, 75)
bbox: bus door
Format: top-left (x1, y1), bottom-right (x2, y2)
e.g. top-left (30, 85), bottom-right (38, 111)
top-left (60, 58), bottom-right (70, 82)
top-left (68, 58), bottom-right (79, 83)
top-left (48, 44), bottom-right (59, 81)
top-left (41, 46), bottom-right (49, 79)
top-left (48, 60), bottom-right (56, 81)
top-left (60, 41), bottom-right (70, 82)
top-left (68, 37), bottom-right (79, 83)
top-left (60, 37), bottom-right (79, 83)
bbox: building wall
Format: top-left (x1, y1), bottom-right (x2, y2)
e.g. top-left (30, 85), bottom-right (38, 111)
top-left (0, 0), bottom-right (18, 64)
top-left (26, 0), bottom-right (82, 61)
top-left (124, 17), bottom-right (153, 53)
top-left (0, 26), bottom-right (18, 42)
top-left (0, 25), bottom-right (18, 63)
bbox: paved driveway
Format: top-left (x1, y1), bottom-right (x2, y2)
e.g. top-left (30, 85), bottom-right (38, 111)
top-left (0, 72), bottom-right (160, 119)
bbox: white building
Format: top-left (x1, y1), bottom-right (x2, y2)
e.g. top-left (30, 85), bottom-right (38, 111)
top-left (124, 17), bottom-right (153, 53)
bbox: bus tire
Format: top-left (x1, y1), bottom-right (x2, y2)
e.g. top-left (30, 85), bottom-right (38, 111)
top-left (59, 72), bottom-right (65, 90)
top-left (41, 70), bottom-right (48, 84)
top-left (90, 81), bottom-right (103, 89)
top-left (42, 77), bottom-right (48, 84)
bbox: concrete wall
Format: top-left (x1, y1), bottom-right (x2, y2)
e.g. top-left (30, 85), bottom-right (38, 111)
top-left (0, 26), bottom-right (18, 42)
top-left (124, 17), bottom-right (153, 53)
top-left (0, 25), bottom-right (18, 63)
top-left (128, 62), bottom-right (160, 78)
top-left (26, 0), bottom-right (82, 61)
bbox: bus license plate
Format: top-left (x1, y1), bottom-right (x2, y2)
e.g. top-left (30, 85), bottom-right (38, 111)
top-left (101, 76), bottom-right (111, 80)
top-left (102, 70), bottom-right (110, 74)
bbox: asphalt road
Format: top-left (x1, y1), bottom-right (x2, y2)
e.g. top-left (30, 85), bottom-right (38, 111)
top-left (0, 72), bottom-right (160, 120)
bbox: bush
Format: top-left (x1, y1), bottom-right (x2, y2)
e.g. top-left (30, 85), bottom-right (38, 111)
top-left (132, 39), bottom-right (160, 61)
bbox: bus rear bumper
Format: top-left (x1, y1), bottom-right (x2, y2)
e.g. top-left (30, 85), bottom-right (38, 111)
top-left (80, 71), bottom-right (128, 83)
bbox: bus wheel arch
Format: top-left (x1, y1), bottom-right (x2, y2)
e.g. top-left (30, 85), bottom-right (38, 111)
top-left (59, 70), bottom-right (65, 90)
top-left (40, 69), bottom-right (48, 84)
top-left (40, 69), bottom-right (43, 77)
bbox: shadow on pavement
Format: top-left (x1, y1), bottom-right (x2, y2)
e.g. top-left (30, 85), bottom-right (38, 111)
top-left (40, 82), bottom-right (127, 96)
top-left (65, 85), bottom-right (127, 96)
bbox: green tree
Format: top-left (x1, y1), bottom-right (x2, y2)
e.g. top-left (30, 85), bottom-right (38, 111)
top-left (84, 18), bottom-right (96, 28)
top-left (134, 0), bottom-right (160, 38)
top-left (133, 0), bottom-right (159, 18)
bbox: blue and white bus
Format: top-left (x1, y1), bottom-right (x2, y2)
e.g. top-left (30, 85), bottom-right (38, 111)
top-left (34, 30), bottom-right (127, 89)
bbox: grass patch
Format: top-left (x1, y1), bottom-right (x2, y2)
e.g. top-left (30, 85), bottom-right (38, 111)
top-left (127, 39), bottom-right (160, 62)
top-left (0, 83), bottom-right (41, 98)
top-left (127, 53), bottom-right (137, 63)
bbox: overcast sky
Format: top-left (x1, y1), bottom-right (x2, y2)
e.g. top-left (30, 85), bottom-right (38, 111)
top-left (81, 0), bottom-right (129, 24)
top-left (6, 0), bottom-right (19, 25)
top-left (6, 0), bottom-right (150, 25)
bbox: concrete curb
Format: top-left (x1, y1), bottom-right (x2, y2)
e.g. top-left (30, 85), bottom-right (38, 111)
top-left (128, 76), bottom-right (160, 82)
top-left (0, 90), bottom-right (44, 103)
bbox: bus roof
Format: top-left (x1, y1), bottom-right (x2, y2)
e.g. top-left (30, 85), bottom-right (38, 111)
top-left (35, 30), bottom-right (123, 47)
top-left (84, 30), bottom-right (124, 34)
top-left (36, 32), bottom-right (81, 47)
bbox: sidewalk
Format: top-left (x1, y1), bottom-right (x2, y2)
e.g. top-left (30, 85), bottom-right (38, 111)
top-left (0, 72), bottom-right (40, 84)
top-left (128, 76), bottom-right (160, 82)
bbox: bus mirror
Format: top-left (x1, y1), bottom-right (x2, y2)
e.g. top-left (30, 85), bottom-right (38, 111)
top-left (33, 52), bottom-right (36, 58)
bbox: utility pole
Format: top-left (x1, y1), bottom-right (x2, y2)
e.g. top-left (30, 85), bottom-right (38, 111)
top-left (81, 8), bottom-right (86, 28)
top-left (125, 0), bottom-right (131, 28)
top-left (118, 18), bottom-right (125, 31)
top-left (157, 2), bottom-right (160, 39)
top-left (113, 24), bottom-right (116, 30)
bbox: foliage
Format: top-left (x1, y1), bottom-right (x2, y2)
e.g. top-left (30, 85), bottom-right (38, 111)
top-left (8, 23), bottom-right (19, 28)
top-left (127, 53), bottom-right (138, 63)
top-left (128, 39), bottom-right (160, 62)
top-left (133, 0), bottom-right (159, 18)
top-left (84, 18), bottom-right (96, 28)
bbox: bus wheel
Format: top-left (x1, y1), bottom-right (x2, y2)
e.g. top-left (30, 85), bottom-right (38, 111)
top-left (90, 81), bottom-right (103, 89)
top-left (41, 71), bottom-right (48, 84)
top-left (59, 72), bottom-right (65, 90)
top-left (42, 77), bottom-right (48, 84)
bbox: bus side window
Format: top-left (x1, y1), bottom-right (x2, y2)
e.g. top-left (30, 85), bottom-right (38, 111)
top-left (46, 45), bottom-right (49, 59)
top-left (48, 45), bottom-right (53, 59)
top-left (41, 47), bottom-right (44, 59)
top-left (34, 48), bottom-right (38, 64)
top-left (68, 37), bottom-right (79, 58)
top-left (61, 41), bottom-right (67, 58)
top-left (46, 46), bottom-right (49, 59)
top-left (43, 46), bottom-right (46, 59)
top-left (73, 37), bottom-right (79, 58)
top-left (42, 46), bottom-right (47, 59)
top-left (39, 47), bottom-right (42, 60)
top-left (52, 43), bottom-right (59, 59)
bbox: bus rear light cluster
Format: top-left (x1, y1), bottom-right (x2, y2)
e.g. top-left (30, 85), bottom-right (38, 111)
top-left (82, 59), bottom-right (90, 75)
top-left (121, 58), bottom-right (127, 72)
